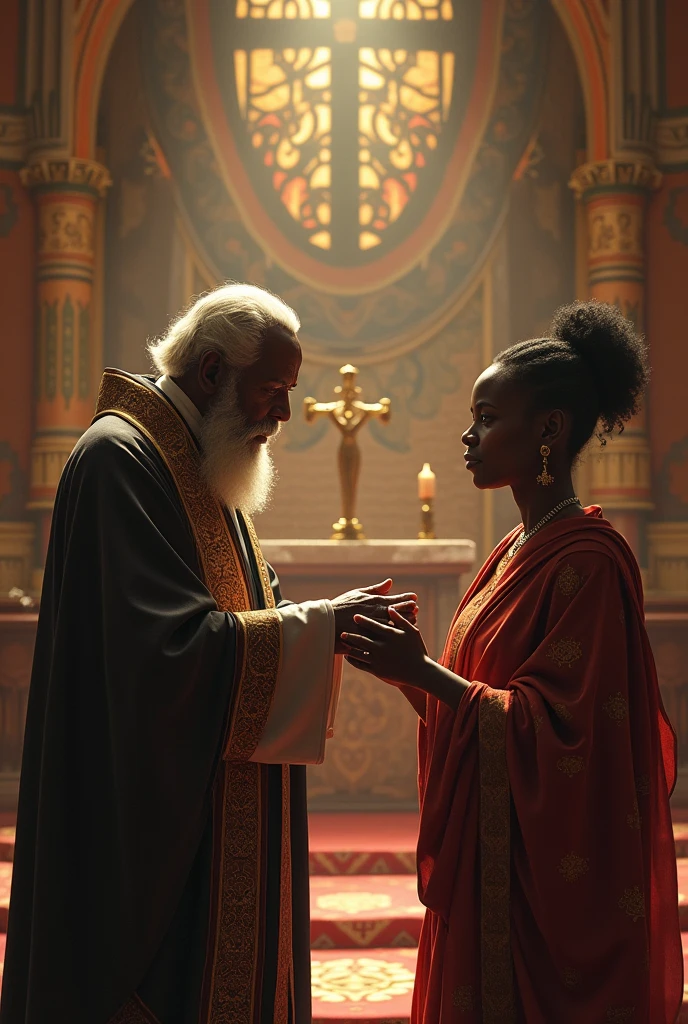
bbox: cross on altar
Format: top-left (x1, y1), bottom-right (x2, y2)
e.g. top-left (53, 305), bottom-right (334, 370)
top-left (305, 364), bottom-right (390, 539)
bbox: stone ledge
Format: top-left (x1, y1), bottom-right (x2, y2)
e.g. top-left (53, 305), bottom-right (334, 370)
top-left (260, 538), bottom-right (476, 574)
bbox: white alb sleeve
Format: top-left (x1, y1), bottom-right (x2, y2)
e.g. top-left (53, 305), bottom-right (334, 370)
top-left (249, 599), bottom-right (343, 765)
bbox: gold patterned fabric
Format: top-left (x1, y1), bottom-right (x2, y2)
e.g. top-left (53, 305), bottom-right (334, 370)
top-left (94, 370), bottom-right (289, 1024)
top-left (446, 552), bottom-right (510, 665)
top-left (414, 510), bottom-right (682, 1022)
top-left (478, 688), bottom-right (514, 1024)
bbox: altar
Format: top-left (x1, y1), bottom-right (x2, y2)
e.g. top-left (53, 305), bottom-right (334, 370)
top-left (261, 538), bottom-right (476, 811)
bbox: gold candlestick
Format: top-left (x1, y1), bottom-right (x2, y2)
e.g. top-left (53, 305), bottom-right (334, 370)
top-left (417, 463), bottom-right (436, 539)
top-left (418, 499), bottom-right (435, 539)
top-left (304, 365), bottom-right (391, 540)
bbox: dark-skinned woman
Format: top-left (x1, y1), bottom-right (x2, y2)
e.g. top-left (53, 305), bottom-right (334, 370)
top-left (342, 301), bottom-right (682, 1024)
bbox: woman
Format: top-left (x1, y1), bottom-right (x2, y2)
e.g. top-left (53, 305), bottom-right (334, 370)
top-left (342, 301), bottom-right (683, 1023)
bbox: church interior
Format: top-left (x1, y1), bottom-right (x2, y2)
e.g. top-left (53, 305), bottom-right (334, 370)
top-left (1, 0), bottom-right (688, 1019)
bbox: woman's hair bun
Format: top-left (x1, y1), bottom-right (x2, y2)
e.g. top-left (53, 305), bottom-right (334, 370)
top-left (549, 300), bottom-right (649, 435)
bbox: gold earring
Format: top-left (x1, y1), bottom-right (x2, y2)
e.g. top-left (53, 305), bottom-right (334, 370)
top-left (537, 445), bottom-right (554, 486)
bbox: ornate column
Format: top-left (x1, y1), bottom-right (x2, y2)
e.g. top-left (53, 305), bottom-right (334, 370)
top-left (569, 158), bottom-right (660, 566)
top-left (19, 158), bottom-right (111, 574)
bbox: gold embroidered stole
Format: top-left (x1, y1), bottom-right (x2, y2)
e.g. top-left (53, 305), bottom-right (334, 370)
top-left (445, 551), bottom-right (515, 1022)
top-left (94, 369), bottom-right (293, 1024)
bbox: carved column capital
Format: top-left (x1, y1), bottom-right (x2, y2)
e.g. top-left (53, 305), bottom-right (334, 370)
top-left (655, 115), bottom-right (688, 170)
top-left (569, 158), bottom-right (662, 200)
top-left (19, 158), bottom-right (112, 199)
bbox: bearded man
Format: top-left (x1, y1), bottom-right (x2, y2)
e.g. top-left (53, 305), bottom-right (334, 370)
top-left (1, 285), bottom-right (416, 1024)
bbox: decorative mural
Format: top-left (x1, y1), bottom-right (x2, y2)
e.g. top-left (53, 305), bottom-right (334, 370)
top-left (286, 282), bottom-right (483, 452)
top-left (142, 0), bottom-right (547, 361)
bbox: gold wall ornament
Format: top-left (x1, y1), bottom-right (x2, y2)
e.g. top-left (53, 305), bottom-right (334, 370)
top-left (304, 365), bottom-right (390, 539)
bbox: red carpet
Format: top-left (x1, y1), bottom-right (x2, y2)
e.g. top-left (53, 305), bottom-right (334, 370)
top-left (309, 814), bottom-right (418, 876)
top-left (311, 875), bottom-right (422, 949)
top-left (0, 814), bottom-right (687, 1021)
top-left (311, 948), bottom-right (417, 1023)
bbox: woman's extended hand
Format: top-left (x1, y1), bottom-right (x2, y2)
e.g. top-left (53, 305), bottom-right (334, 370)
top-left (341, 606), bottom-right (428, 686)
top-left (341, 607), bottom-right (472, 711)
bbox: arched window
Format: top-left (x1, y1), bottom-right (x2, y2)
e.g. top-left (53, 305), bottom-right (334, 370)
top-left (231, 0), bottom-right (458, 263)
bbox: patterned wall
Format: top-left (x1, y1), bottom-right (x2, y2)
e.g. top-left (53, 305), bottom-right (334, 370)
top-left (98, 0), bottom-right (582, 550)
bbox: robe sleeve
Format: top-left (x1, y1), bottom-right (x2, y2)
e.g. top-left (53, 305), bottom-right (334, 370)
top-left (249, 601), bottom-right (343, 765)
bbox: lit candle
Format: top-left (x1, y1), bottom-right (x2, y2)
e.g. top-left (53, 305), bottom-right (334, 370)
top-left (418, 463), bottom-right (436, 500)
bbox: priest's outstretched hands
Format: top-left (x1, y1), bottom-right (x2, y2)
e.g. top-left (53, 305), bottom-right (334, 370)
top-left (331, 579), bottom-right (418, 655)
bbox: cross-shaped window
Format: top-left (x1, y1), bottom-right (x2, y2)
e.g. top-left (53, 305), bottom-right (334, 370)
top-left (230, 0), bottom-right (460, 264)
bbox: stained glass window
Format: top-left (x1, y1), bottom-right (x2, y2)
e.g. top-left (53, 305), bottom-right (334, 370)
top-left (231, 0), bottom-right (457, 259)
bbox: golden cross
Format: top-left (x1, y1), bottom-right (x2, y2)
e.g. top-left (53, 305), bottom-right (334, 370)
top-left (304, 364), bottom-right (391, 540)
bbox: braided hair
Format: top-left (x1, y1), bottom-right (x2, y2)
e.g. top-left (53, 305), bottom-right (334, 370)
top-left (494, 300), bottom-right (650, 458)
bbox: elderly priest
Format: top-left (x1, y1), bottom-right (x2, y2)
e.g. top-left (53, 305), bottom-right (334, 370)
top-left (0, 285), bottom-right (416, 1024)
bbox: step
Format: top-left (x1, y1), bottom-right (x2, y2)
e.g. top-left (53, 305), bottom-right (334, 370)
top-left (309, 813), bottom-right (417, 876)
top-left (681, 933), bottom-right (688, 1023)
top-left (310, 875), bottom-right (423, 949)
top-left (0, 829), bottom-right (14, 863)
top-left (679, 859), bottom-right (688, 930)
top-left (676, 823), bottom-right (688, 859)
top-left (0, 863), bottom-right (9, 933)
top-left (311, 947), bottom-right (416, 1023)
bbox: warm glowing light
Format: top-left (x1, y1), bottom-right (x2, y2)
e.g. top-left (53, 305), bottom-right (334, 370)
top-left (360, 231), bottom-right (382, 249)
top-left (357, 47), bottom-right (446, 248)
top-left (359, 0), bottom-right (453, 19)
top-left (232, 0), bottom-right (454, 254)
top-left (236, 0), bottom-right (331, 18)
top-left (235, 47), bottom-right (333, 249)
top-left (418, 463), bottom-right (436, 499)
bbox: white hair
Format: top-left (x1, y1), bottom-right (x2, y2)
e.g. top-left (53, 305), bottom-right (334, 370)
top-left (148, 283), bottom-right (300, 377)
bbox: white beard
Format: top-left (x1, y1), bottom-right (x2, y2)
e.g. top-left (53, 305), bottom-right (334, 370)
top-left (199, 378), bottom-right (280, 515)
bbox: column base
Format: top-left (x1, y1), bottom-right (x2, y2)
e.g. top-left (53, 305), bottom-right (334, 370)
top-left (27, 432), bottom-right (81, 510)
top-left (0, 522), bottom-right (36, 595)
top-left (647, 523), bottom-right (688, 594)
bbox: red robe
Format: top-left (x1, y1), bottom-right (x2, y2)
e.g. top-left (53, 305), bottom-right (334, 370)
top-left (411, 507), bottom-right (682, 1024)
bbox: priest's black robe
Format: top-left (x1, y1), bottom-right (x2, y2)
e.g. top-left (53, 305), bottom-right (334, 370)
top-left (0, 370), bottom-right (312, 1024)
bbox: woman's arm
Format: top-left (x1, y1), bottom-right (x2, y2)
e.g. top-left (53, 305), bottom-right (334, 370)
top-left (341, 608), bottom-right (471, 711)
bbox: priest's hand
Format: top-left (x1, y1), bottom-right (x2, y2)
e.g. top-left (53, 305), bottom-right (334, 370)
top-left (331, 579), bottom-right (417, 655)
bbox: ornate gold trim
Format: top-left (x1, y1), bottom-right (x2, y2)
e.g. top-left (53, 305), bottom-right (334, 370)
top-left (226, 610), bottom-right (282, 760)
top-left (94, 370), bottom-right (251, 612)
top-left (275, 764), bottom-right (294, 1023)
top-left (20, 157), bottom-right (112, 197)
top-left (478, 687), bottom-right (514, 1023)
top-left (93, 370), bottom-right (289, 1024)
top-left (569, 158), bottom-right (661, 199)
top-left (243, 513), bottom-right (276, 608)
